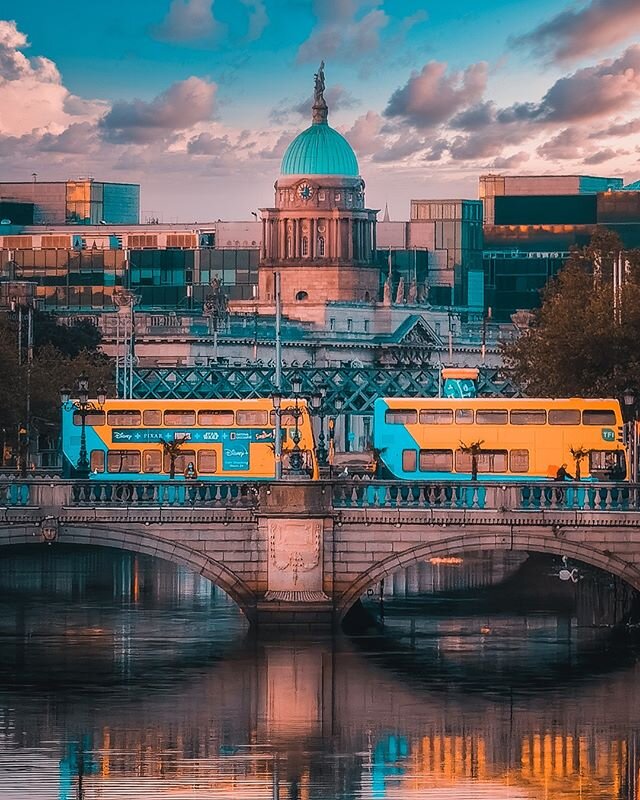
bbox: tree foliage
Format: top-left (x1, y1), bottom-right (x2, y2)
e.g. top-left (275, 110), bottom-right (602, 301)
top-left (502, 230), bottom-right (640, 399)
top-left (0, 313), bottom-right (113, 453)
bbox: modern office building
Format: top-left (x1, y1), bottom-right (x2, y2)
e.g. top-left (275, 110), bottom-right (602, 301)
top-left (0, 179), bottom-right (140, 225)
top-left (481, 174), bottom-right (640, 320)
top-left (479, 174), bottom-right (623, 225)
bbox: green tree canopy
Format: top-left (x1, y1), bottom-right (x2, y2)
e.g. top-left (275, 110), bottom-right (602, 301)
top-left (502, 230), bottom-right (640, 399)
top-left (0, 313), bottom-right (113, 452)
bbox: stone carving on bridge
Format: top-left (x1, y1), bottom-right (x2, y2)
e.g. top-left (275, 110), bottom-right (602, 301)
top-left (266, 518), bottom-right (326, 598)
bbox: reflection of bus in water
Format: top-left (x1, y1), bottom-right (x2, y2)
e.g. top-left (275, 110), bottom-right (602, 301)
top-left (374, 397), bottom-right (626, 482)
top-left (61, 398), bottom-right (318, 480)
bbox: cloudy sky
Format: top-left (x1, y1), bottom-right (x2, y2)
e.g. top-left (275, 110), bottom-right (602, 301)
top-left (1, 0), bottom-right (640, 221)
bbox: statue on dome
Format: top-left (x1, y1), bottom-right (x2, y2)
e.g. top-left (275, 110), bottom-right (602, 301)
top-left (314, 61), bottom-right (326, 104)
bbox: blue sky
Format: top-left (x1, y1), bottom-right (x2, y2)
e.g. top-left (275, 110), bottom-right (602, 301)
top-left (1, 0), bottom-right (639, 220)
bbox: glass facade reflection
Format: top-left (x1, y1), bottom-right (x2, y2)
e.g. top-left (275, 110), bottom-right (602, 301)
top-left (66, 181), bottom-right (139, 225)
top-left (0, 246), bottom-right (259, 309)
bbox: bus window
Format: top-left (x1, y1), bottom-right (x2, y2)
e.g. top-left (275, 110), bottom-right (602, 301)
top-left (143, 450), bottom-right (162, 473)
top-left (107, 450), bottom-right (141, 473)
top-left (590, 450), bottom-right (625, 478)
top-left (90, 450), bottom-right (104, 473)
top-left (419, 449), bottom-right (453, 471)
top-left (143, 409), bottom-right (162, 426)
top-left (74, 411), bottom-right (105, 426)
top-left (386, 409), bottom-right (417, 424)
top-left (164, 410), bottom-right (196, 426)
top-left (510, 449), bottom-right (529, 472)
top-left (510, 410), bottom-right (546, 425)
top-left (583, 409), bottom-right (616, 425)
top-left (271, 411), bottom-right (302, 427)
top-left (419, 409), bottom-right (453, 424)
top-left (198, 410), bottom-right (234, 426)
top-left (163, 450), bottom-right (195, 474)
top-left (549, 409), bottom-right (580, 425)
top-left (476, 410), bottom-right (508, 425)
top-left (198, 450), bottom-right (218, 473)
top-left (107, 410), bottom-right (141, 427)
top-left (237, 410), bottom-right (269, 426)
top-left (402, 450), bottom-right (417, 471)
top-left (455, 409), bottom-right (474, 424)
top-left (456, 449), bottom-right (508, 472)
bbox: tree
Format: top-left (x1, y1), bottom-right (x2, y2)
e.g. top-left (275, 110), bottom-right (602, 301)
top-left (570, 446), bottom-right (591, 481)
top-left (460, 440), bottom-right (484, 481)
top-left (160, 436), bottom-right (188, 479)
top-left (0, 313), bottom-right (113, 460)
top-left (502, 230), bottom-right (640, 399)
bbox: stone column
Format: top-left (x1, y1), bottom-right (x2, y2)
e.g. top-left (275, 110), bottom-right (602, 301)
top-left (310, 218), bottom-right (315, 259)
top-left (261, 218), bottom-right (266, 260)
top-left (348, 219), bottom-right (354, 261)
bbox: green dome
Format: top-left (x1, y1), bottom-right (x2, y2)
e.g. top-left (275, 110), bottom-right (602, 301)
top-left (281, 122), bottom-right (359, 177)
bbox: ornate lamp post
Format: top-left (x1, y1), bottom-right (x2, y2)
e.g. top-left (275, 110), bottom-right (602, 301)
top-left (60, 376), bottom-right (106, 479)
top-left (623, 387), bottom-right (637, 482)
top-left (313, 382), bottom-right (328, 466)
top-left (271, 376), bottom-right (322, 479)
top-left (288, 373), bottom-right (305, 475)
top-left (328, 395), bottom-right (344, 478)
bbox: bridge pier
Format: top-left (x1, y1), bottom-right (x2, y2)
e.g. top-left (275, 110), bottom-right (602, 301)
top-left (254, 483), bottom-right (336, 629)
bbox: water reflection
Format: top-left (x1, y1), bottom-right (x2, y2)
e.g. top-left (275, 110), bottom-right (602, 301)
top-left (0, 546), bottom-right (639, 798)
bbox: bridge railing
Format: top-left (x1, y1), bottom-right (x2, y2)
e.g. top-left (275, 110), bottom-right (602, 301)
top-left (331, 481), bottom-right (640, 512)
top-left (1, 478), bottom-right (639, 513)
top-left (71, 481), bottom-right (260, 508)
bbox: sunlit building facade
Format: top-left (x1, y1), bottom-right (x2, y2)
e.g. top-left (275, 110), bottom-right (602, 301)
top-left (0, 179), bottom-right (140, 225)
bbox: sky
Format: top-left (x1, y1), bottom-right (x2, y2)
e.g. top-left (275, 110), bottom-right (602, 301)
top-left (1, 0), bottom-right (639, 221)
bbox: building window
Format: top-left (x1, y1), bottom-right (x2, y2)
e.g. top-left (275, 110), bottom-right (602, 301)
top-left (287, 237), bottom-right (293, 258)
top-left (295, 290), bottom-right (309, 301)
top-left (347, 319), bottom-right (353, 332)
top-left (319, 191), bottom-right (325, 201)
top-left (329, 318), bottom-right (335, 331)
top-left (364, 320), bottom-right (369, 333)
top-left (335, 193), bottom-right (341, 201)
top-left (302, 236), bottom-right (309, 256)
top-left (318, 236), bottom-right (325, 256)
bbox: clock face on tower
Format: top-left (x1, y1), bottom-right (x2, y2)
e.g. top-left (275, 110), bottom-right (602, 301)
top-left (297, 181), bottom-right (314, 200)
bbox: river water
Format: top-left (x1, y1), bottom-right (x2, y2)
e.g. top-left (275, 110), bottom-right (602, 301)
top-left (0, 545), bottom-right (639, 799)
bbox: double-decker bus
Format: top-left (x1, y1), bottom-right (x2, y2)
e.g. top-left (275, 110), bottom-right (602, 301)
top-left (373, 397), bottom-right (626, 482)
top-left (61, 398), bottom-right (318, 480)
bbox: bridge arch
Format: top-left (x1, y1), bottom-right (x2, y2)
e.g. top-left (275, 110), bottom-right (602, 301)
top-left (337, 528), bottom-right (640, 621)
top-left (0, 524), bottom-right (256, 621)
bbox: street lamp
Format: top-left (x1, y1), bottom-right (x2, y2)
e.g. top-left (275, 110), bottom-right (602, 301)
top-left (272, 389), bottom-right (283, 480)
top-left (288, 373), bottom-right (305, 475)
top-left (623, 387), bottom-right (637, 482)
top-left (313, 383), bottom-right (328, 466)
top-left (60, 375), bottom-right (107, 479)
top-left (328, 394), bottom-right (344, 478)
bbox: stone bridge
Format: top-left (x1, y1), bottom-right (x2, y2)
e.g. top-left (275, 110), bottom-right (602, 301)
top-left (2, 478), bottom-right (640, 627)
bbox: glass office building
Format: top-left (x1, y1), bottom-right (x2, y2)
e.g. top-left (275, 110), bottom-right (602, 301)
top-left (0, 180), bottom-right (140, 225)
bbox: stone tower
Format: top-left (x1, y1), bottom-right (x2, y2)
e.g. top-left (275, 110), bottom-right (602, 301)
top-left (258, 63), bottom-right (380, 320)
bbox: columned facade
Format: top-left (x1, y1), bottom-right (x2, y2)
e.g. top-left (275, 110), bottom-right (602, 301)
top-left (254, 66), bottom-right (381, 320)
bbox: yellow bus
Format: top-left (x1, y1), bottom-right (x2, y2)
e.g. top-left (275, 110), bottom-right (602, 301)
top-left (374, 397), bottom-right (626, 481)
top-left (62, 398), bottom-right (318, 480)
